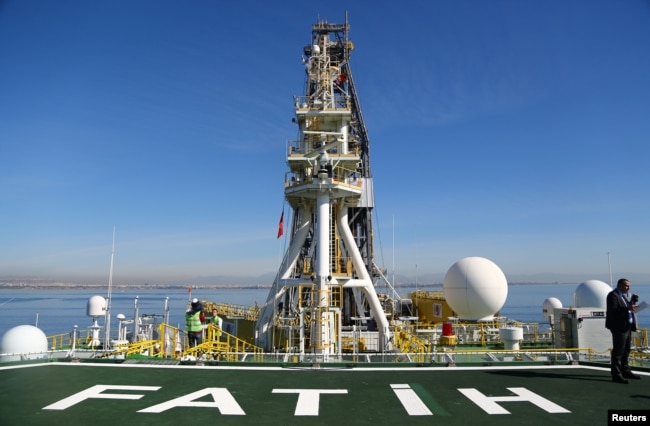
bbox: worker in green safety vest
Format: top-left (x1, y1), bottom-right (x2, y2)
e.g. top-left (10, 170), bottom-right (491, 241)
top-left (211, 308), bottom-right (223, 339)
top-left (185, 298), bottom-right (204, 347)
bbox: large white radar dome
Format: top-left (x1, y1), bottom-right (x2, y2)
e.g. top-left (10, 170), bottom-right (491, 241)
top-left (542, 297), bottom-right (563, 320)
top-left (574, 280), bottom-right (611, 308)
top-left (443, 257), bottom-right (508, 321)
top-left (0, 325), bottom-right (49, 362)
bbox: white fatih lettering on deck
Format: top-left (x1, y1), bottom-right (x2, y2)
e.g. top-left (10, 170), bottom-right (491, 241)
top-left (458, 387), bottom-right (570, 415)
top-left (390, 384), bottom-right (432, 416)
top-left (138, 388), bottom-right (245, 414)
top-left (272, 389), bottom-right (348, 416)
top-left (43, 385), bottom-right (160, 410)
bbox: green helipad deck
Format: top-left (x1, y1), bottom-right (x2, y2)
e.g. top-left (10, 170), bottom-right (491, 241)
top-left (1, 362), bottom-right (648, 425)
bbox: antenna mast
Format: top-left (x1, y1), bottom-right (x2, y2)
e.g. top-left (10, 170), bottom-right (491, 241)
top-left (607, 252), bottom-right (613, 288)
top-left (104, 227), bottom-right (116, 349)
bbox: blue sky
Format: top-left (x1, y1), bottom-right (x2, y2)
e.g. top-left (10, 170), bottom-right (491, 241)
top-left (1, 1), bottom-right (649, 285)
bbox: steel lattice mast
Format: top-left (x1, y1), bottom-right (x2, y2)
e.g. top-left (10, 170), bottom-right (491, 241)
top-left (255, 16), bottom-right (390, 357)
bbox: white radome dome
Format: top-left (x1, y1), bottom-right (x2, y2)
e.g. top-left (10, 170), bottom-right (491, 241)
top-left (0, 325), bottom-right (49, 361)
top-left (443, 256), bottom-right (508, 321)
top-left (542, 297), bottom-right (563, 320)
top-left (87, 295), bottom-right (107, 317)
top-left (574, 280), bottom-right (611, 308)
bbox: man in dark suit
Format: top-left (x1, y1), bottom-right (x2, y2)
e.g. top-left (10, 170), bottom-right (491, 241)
top-left (606, 278), bottom-right (641, 384)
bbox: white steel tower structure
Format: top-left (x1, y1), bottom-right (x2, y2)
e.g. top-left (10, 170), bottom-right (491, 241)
top-left (256, 17), bottom-right (391, 358)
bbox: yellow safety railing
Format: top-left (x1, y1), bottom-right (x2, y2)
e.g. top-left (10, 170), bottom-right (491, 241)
top-left (92, 323), bottom-right (264, 361)
top-left (180, 324), bottom-right (264, 360)
top-left (202, 302), bottom-right (260, 321)
top-left (47, 329), bottom-right (95, 350)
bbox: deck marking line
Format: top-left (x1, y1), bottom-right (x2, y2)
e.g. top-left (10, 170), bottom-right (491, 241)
top-left (272, 389), bottom-right (348, 416)
top-left (458, 387), bottom-right (571, 415)
top-left (43, 385), bottom-right (160, 410)
top-left (390, 384), bottom-right (433, 416)
top-left (138, 388), bottom-right (246, 415)
top-left (410, 383), bottom-right (451, 416)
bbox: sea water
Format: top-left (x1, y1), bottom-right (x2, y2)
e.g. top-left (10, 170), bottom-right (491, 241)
top-left (1, 283), bottom-right (649, 337)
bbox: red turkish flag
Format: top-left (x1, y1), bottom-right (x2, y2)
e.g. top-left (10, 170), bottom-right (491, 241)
top-left (277, 210), bottom-right (284, 239)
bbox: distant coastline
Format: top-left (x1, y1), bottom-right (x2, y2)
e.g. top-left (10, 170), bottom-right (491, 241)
top-left (0, 280), bottom-right (272, 290)
top-left (0, 279), bottom-right (581, 290)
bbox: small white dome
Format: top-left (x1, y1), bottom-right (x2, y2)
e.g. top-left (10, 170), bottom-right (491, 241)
top-left (87, 295), bottom-right (106, 317)
top-left (542, 297), bottom-right (563, 320)
top-left (0, 325), bottom-right (49, 361)
top-left (574, 280), bottom-right (611, 308)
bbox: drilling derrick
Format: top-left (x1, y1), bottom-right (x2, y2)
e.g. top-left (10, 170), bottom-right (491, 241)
top-left (256, 17), bottom-right (390, 358)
